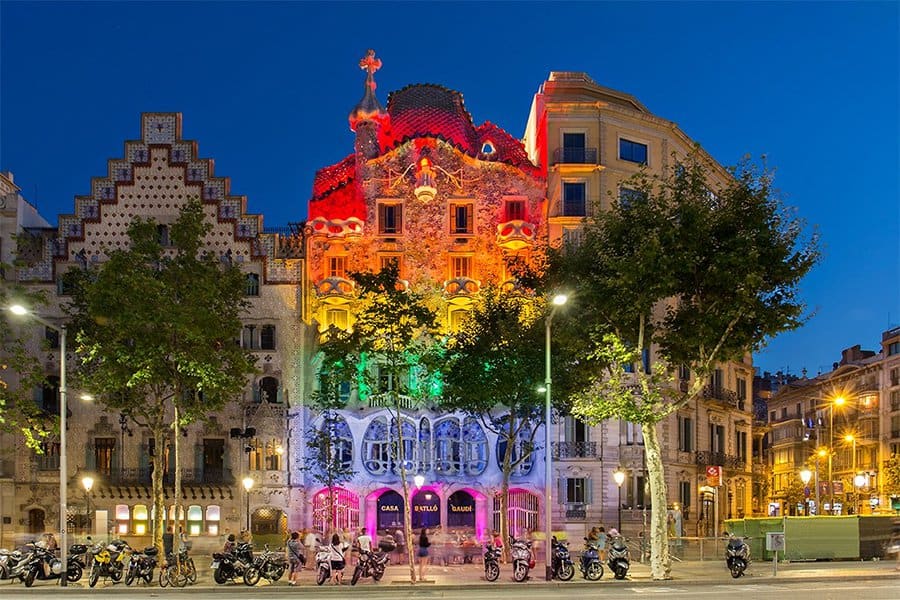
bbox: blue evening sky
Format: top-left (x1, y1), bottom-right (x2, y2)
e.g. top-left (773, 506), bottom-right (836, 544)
top-left (1, 1), bottom-right (897, 377)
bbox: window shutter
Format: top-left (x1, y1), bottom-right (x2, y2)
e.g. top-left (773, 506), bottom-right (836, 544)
top-left (558, 478), bottom-right (567, 504)
top-left (396, 205), bottom-right (403, 233)
top-left (585, 477), bottom-right (593, 505)
top-left (85, 443), bottom-right (96, 470)
top-left (466, 204), bottom-right (473, 231)
top-left (194, 443), bottom-right (204, 479)
top-left (564, 417), bottom-right (574, 444)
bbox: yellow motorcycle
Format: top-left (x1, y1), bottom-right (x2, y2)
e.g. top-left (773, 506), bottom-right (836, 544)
top-left (88, 540), bottom-right (129, 588)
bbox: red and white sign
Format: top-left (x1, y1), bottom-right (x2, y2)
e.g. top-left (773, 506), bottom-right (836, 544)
top-left (706, 466), bottom-right (723, 487)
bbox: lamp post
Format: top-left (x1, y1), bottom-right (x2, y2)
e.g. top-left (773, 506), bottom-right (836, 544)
top-left (799, 469), bottom-right (812, 515)
top-left (815, 448), bottom-right (826, 515)
top-left (242, 476), bottom-right (254, 532)
top-left (853, 474), bottom-right (866, 515)
top-left (828, 396), bottom-right (846, 514)
top-left (844, 433), bottom-right (857, 514)
top-left (544, 293), bottom-right (567, 582)
top-left (8, 305), bottom-right (69, 586)
top-left (613, 468), bottom-right (625, 532)
top-left (81, 476), bottom-right (94, 536)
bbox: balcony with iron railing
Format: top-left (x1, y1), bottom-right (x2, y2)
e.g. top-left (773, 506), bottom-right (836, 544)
top-left (552, 147), bottom-right (599, 165)
top-left (102, 467), bottom-right (235, 485)
top-left (565, 503), bottom-right (588, 520)
top-left (552, 441), bottom-right (598, 459)
top-left (695, 450), bottom-right (747, 471)
top-left (702, 385), bottom-right (747, 411)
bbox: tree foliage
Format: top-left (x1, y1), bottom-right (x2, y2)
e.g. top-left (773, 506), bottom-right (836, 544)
top-left (65, 199), bottom-right (256, 552)
top-left (883, 455), bottom-right (900, 499)
top-left (314, 263), bottom-right (439, 582)
top-left (551, 152), bottom-right (819, 579)
top-left (0, 278), bottom-right (53, 449)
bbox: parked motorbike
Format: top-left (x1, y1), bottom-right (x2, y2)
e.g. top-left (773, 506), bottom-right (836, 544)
top-left (550, 537), bottom-right (575, 581)
top-left (212, 542), bottom-right (253, 584)
top-left (125, 545), bottom-right (158, 586)
top-left (725, 536), bottom-right (750, 578)
top-left (88, 540), bottom-right (129, 587)
top-left (579, 538), bottom-right (604, 581)
top-left (16, 542), bottom-right (83, 587)
top-left (314, 545), bottom-right (333, 586)
top-left (351, 548), bottom-right (389, 585)
top-left (0, 548), bottom-right (26, 580)
top-left (509, 536), bottom-right (534, 583)
top-left (607, 535), bottom-right (630, 580)
top-left (483, 544), bottom-right (501, 582)
top-left (244, 544), bottom-right (286, 586)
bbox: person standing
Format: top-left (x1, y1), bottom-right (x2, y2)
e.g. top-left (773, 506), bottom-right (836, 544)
top-left (303, 529), bottom-right (319, 570)
top-left (356, 527), bottom-right (372, 553)
top-left (417, 528), bottom-right (430, 581)
top-left (597, 527), bottom-right (608, 562)
top-left (328, 533), bottom-right (348, 585)
top-left (163, 526), bottom-right (175, 558)
top-left (287, 531), bottom-right (304, 586)
top-left (394, 528), bottom-right (405, 564)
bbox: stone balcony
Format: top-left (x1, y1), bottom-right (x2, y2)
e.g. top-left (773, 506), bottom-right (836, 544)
top-left (552, 441), bottom-right (598, 459)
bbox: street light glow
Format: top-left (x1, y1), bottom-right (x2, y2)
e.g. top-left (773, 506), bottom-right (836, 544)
top-left (82, 475), bottom-right (94, 492)
top-left (833, 396), bottom-right (846, 407)
top-left (552, 294), bottom-right (568, 306)
top-left (413, 474), bottom-right (425, 488)
top-left (613, 469), bottom-right (626, 486)
top-left (9, 304), bottom-right (28, 315)
top-left (242, 476), bottom-right (254, 492)
top-left (844, 433), bottom-right (855, 443)
top-left (799, 469), bottom-right (812, 485)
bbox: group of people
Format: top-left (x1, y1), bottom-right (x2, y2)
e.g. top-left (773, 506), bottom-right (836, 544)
top-left (586, 526), bottom-right (616, 560)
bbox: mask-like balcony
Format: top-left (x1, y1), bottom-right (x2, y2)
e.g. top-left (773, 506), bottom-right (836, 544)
top-left (496, 220), bottom-right (536, 250)
top-left (308, 216), bottom-right (364, 239)
top-left (443, 277), bottom-right (480, 302)
top-left (315, 276), bottom-right (355, 304)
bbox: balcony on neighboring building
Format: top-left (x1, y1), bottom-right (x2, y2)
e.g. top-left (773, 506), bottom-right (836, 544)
top-left (565, 503), bottom-right (588, 520)
top-left (552, 147), bottom-right (598, 166)
top-left (695, 450), bottom-right (747, 471)
top-left (702, 385), bottom-right (747, 411)
top-left (552, 441), bottom-right (598, 459)
top-left (104, 467), bottom-right (235, 486)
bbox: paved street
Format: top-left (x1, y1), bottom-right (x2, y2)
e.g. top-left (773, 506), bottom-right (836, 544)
top-left (0, 559), bottom-right (896, 598)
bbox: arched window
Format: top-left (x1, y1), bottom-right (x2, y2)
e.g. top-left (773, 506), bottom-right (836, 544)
top-left (326, 415), bottom-right (353, 471)
top-left (463, 417), bottom-right (487, 475)
top-left (419, 418), bottom-right (432, 473)
top-left (187, 505), bottom-right (203, 536)
top-left (496, 424), bottom-right (535, 477)
top-left (132, 504), bottom-right (148, 535)
top-left (434, 418), bottom-right (461, 475)
top-left (206, 505), bottom-right (221, 535)
top-left (259, 377), bottom-right (280, 403)
top-left (363, 418), bottom-right (390, 475)
top-left (245, 273), bottom-right (260, 296)
top-left (391, 418), bottom-right (417, 474)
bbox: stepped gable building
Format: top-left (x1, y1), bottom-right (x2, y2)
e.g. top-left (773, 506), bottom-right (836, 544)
top-left (300, 51), bottom-right (548, 540)
top-left (5, 114), bottom-right (303, 545)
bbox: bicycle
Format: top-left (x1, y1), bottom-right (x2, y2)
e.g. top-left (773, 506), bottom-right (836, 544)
top-left (159, 550), bottom-right (195, 588)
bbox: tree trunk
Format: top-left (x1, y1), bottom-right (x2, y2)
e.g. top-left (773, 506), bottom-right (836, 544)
top-left (642, 421), bottom-right (671, 580)
top-left (174, 405), bottom-right (182, 569)
top-left (392, 403), bottom-right (417, 583)
top-left (152, 426), bottom-right (165, 556)
top-left (499, 413), bottom-right (515, 562)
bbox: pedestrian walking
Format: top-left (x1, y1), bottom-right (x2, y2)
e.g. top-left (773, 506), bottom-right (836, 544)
top-left (287, 531), bottom-right (305, 586)
top-left (328, 533), bottom-right (349, 585)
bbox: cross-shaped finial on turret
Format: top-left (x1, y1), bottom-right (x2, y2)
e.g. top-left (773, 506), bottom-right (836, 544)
top-left (359, 49), bottom-right (382, 90)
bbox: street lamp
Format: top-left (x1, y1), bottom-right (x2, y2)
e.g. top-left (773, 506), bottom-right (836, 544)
top-left (81, 476), bottom-right (94, 536)
top-left (544, 292), bottom-right (567, 582)
top-left (613, 468), bottom-right (626, 531)
top-left (7, 304), bottom-right (69, 586)
top-left (815, 447), bottom-right (827, 515)
top-left (242, 476), bottom-right (254, 532)
top-left (853, 474), bottom-right (866, 515)
top-left (827, 395), bottom-right (846, 514)
top-left (799, 469), bottom-right (812, 515)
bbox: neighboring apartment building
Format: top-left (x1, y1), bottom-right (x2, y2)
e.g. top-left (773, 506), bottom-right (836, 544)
top-left (765, 334), bottom-right (897, 516)
top-left (6, 115), bottom-right (305, 543)
top-left (522, 72), bottom-right (756, 536)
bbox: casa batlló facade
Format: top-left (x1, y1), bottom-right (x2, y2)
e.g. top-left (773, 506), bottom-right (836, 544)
top-left (1, 53), bottom-right (760, 548)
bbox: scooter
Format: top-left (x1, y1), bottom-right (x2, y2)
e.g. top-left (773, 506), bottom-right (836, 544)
top-left (350, 547), bottom-right (389, 585)
top-left (607, 535), bottom-right (630, 580)
top-left (725, 536), bottom-right (750, 578)
top-left (509, 536), bottom-right (534, 583)
top-left (550, 537), bottom-right (575, 581)
top-left (16, 543), bottom-right (83, 587)
top-left (579, 538), bottom-right (604, 580)
top-left (483, 544), bottom-right (501, 582)
top-left (314, 545), bottom-right (333, 586)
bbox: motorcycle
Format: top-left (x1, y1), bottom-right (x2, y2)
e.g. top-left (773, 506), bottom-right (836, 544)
top-left (607, 535), bottom-right (630, 580)
top-left (483, 544), bottom-right (501, 582)
top-left (88, 540), bottom-right (129, 587)
top-left (509, 536), bottom-right (534, 583)
top-left (351, 547), bottom-right (389, 585)
top-left (725, 536), bottom-right (750, 578)
top-left (314, 545), bottom-right (333, 586)
top-left (17, 542), bottom-right (83, 587)
top-left (579, 538), bottom-right (604, 580)
top-left (0, 548), bottom-right (26, 580)
top-left (244, 544), bottom-right (287, 586)
top-left (212, 542), bottom-right (253, 584)
top-left (125, 545), bottom-right (158, 586)
top-left (550, 537), bottom-right (575, 581)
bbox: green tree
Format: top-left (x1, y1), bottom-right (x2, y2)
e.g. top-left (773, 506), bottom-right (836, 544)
top-left (552, 152), bottom-right (819, 579)
top-left (302, 402), bottom-right (357, 532)
top-left (66, 200), bottom-right (256, 554)
top-left (0, 279), bottom-right (52, 450)
top-left (315, 264), bottom-right (438, 582)
top-left (883, 455), bottom-right (900, 499)
top-left (442, 285), bottom-right (588, 557)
